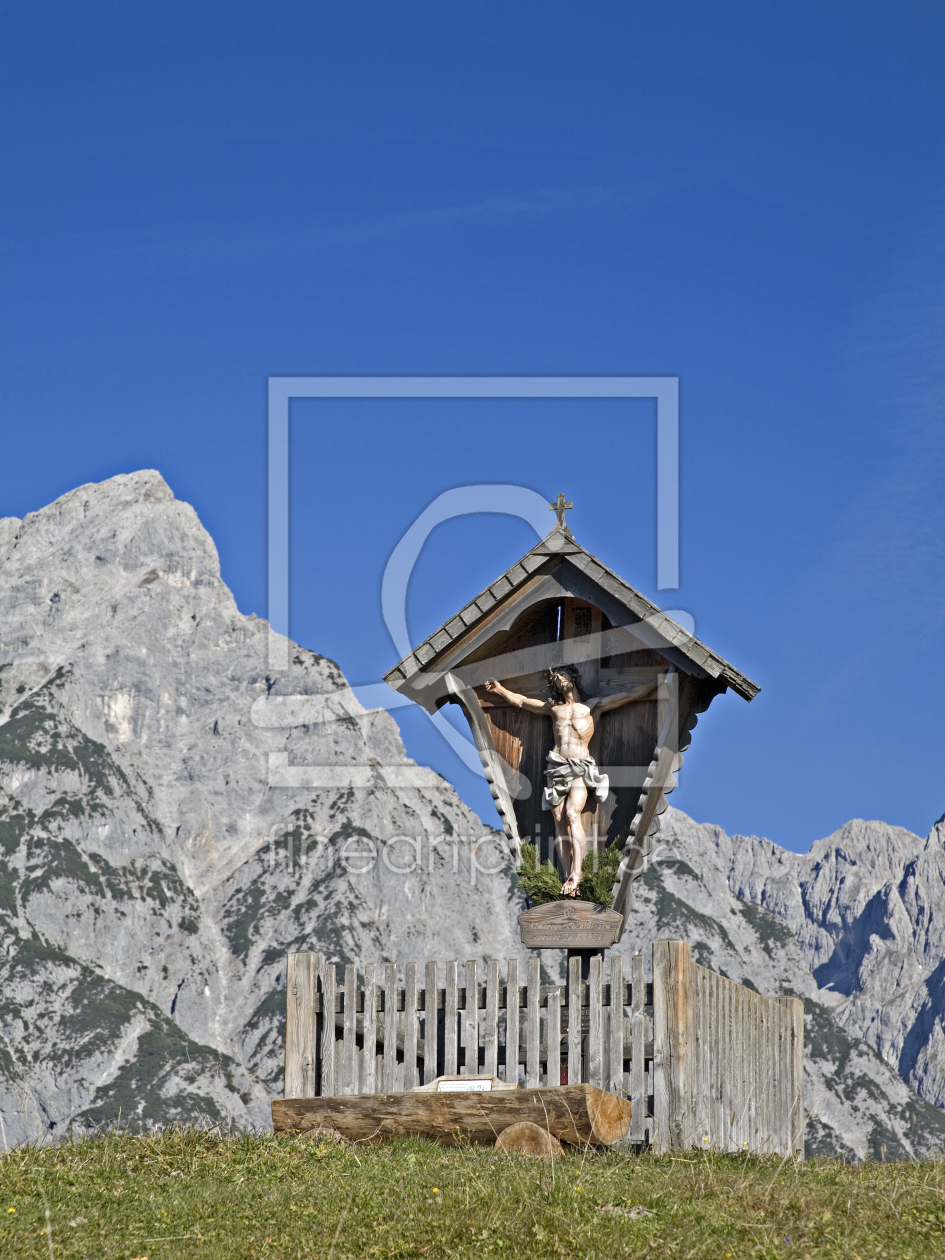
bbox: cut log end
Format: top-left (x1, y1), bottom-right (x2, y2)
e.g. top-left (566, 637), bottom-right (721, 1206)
top-left (495, 1122), bottom-right (563, 1159)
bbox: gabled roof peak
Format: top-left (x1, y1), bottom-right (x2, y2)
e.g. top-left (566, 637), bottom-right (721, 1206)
top-left (384, 523), bottom-right (759, 702)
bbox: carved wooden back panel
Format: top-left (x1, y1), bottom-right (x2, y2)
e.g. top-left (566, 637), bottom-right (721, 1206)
top-left (457, 596), bottom-right (675, 871)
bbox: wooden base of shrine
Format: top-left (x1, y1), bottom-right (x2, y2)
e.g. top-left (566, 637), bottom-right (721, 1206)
top-left (518, 900), bottom-right (623, 949)
top-left (272, 1084), bottom-right (632, 1147)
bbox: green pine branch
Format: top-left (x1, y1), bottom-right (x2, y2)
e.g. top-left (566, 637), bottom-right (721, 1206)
top-left (517, 841), bottom-right (621, 908)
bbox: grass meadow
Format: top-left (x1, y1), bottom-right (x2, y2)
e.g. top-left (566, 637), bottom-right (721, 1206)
top-left (1, 1129), bottom-right (943, 1259)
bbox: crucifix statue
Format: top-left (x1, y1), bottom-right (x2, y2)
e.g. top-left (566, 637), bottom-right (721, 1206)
top-left (485, 665), bottom-right (654, 896)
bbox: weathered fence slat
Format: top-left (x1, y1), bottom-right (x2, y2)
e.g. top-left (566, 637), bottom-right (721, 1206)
top-left (362, 962), bottom-right (377, 1095)
top-left (423, 961), bottom-right (437, 1086)
top-left (652, 939), bottom-right (693, 1154)
top-left (445, 960), bottom-right (458, 1074)
top-left (630, 952), bottom-right (646, 1144)
top-left (464, 960), bottom-right (478, 1075)
top-left (506, 958), bottom-right (519, 1085)
top-left (765, 992), bottom-right (776, 1153)
top-left (484, 959), bottom-right (499, 1077)
top-left (383, 963), bottom-right (397, 1093)
top-left (285, 951), bottom-right (320, 1099)
top-left (712, 971), bottom-right (723, 1148)
top-left (587, 955), bottom-right (603, 1088)
top-left (403, 962), bottom-right (419, 1091)
top-left (568, 956), bottom-right (582, 1085)
top-left (281, 942), bottom-right (803, 1157)
top-left (608, 955), bottom-right (623, 1096)
top-left (546, 985), bottom-right (561, 1087)
top-left (732, 981), bottom-right (744, 1149)
top-left (319, 961), bottom-right (336, 1098)
top-left (525, 958), bottom-right (540, 1087)
top-left (342, 963), bottom-right (357, 1095)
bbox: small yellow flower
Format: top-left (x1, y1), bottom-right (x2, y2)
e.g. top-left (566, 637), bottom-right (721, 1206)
top-left (432, 1188), bottom-right (439, 1193)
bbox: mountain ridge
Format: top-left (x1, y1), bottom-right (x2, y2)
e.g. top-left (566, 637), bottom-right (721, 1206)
top-left (0, 469), bottom-right (942, 1161)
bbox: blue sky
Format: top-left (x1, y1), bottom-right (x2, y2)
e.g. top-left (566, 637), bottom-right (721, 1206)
top-left (1, 3), bottom-right (942, 849)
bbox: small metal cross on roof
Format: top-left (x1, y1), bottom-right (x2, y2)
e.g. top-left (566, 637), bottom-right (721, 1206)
top-left (549, 492), bottom-right (573, 528)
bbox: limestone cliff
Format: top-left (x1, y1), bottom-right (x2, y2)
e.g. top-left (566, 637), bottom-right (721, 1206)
top-left (0, 470), bottom-right (941, 1161)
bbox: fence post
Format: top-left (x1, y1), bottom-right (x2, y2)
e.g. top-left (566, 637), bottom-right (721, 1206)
top-left (284, 951), bottom-right (320, 1099)
top-left (652, 939), bottom-right (693, 1153)
top-left (778, 996), bottom-right (805, 1159)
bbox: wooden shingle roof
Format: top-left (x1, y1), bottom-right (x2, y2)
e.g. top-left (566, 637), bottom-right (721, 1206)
top-left (383, 524), bottom-right (759, 702)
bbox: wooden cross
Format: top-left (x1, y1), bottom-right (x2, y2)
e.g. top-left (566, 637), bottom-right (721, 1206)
top-left (549, 493), bottom-right (573, 528)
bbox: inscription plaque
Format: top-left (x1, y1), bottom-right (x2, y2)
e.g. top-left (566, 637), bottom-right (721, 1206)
top-left (518, 899), bottom-right (623, 950)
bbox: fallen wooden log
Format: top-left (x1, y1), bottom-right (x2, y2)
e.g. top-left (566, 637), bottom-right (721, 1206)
top-left (272, 1084), bottom-right (632, 1146)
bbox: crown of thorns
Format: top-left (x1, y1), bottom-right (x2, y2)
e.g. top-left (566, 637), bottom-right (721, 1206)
top-left (546, 664), bottom-right (583, 697)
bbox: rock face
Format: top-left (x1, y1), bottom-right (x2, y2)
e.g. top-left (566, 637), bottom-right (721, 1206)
top-left (0, 469), bottom-right (942, 1162)
top-left (655, 810), bottom-right (945, 1147)
top-left (632, 812), bottom-right (945, 1161)
top-left (0, 471), bottom-right (518, 1144)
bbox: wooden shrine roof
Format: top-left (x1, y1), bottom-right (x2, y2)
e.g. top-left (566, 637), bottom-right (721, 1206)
top-left (383, 524), bottom-right (760, 702)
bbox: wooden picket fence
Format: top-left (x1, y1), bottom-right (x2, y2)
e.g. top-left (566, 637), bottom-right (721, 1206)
top-left (282, 939), bottom-right (804, 1156)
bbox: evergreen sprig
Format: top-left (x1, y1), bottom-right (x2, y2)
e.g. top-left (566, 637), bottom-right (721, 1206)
top-left (517, 841), bottom-right (622, 908)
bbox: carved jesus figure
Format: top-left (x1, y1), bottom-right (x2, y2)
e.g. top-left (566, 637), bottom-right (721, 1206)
top-left (484, 665), bottom-right (654, 896)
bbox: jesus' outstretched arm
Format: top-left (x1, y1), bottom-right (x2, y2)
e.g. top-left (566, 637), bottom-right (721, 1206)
top-left (584, 679), bottom-right (658, 715)
top-left (483, 678), bottom-right (552, 714)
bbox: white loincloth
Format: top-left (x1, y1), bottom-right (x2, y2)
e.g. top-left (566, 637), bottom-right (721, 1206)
top-left (541, 750), bottom-right (610, 811)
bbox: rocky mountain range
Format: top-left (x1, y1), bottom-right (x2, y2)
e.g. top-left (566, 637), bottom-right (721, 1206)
top-left (0, 470), bottom-right (943, 1162)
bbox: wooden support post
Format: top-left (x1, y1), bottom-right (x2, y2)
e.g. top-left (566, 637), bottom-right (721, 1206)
top-left (284, 951), bottom-right (320, 1099)
top-left (652, 939), bottom-right (693, 1153)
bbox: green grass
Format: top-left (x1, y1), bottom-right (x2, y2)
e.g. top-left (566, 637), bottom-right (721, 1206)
top-left (2, 1131), bottom-right (944, 1258)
